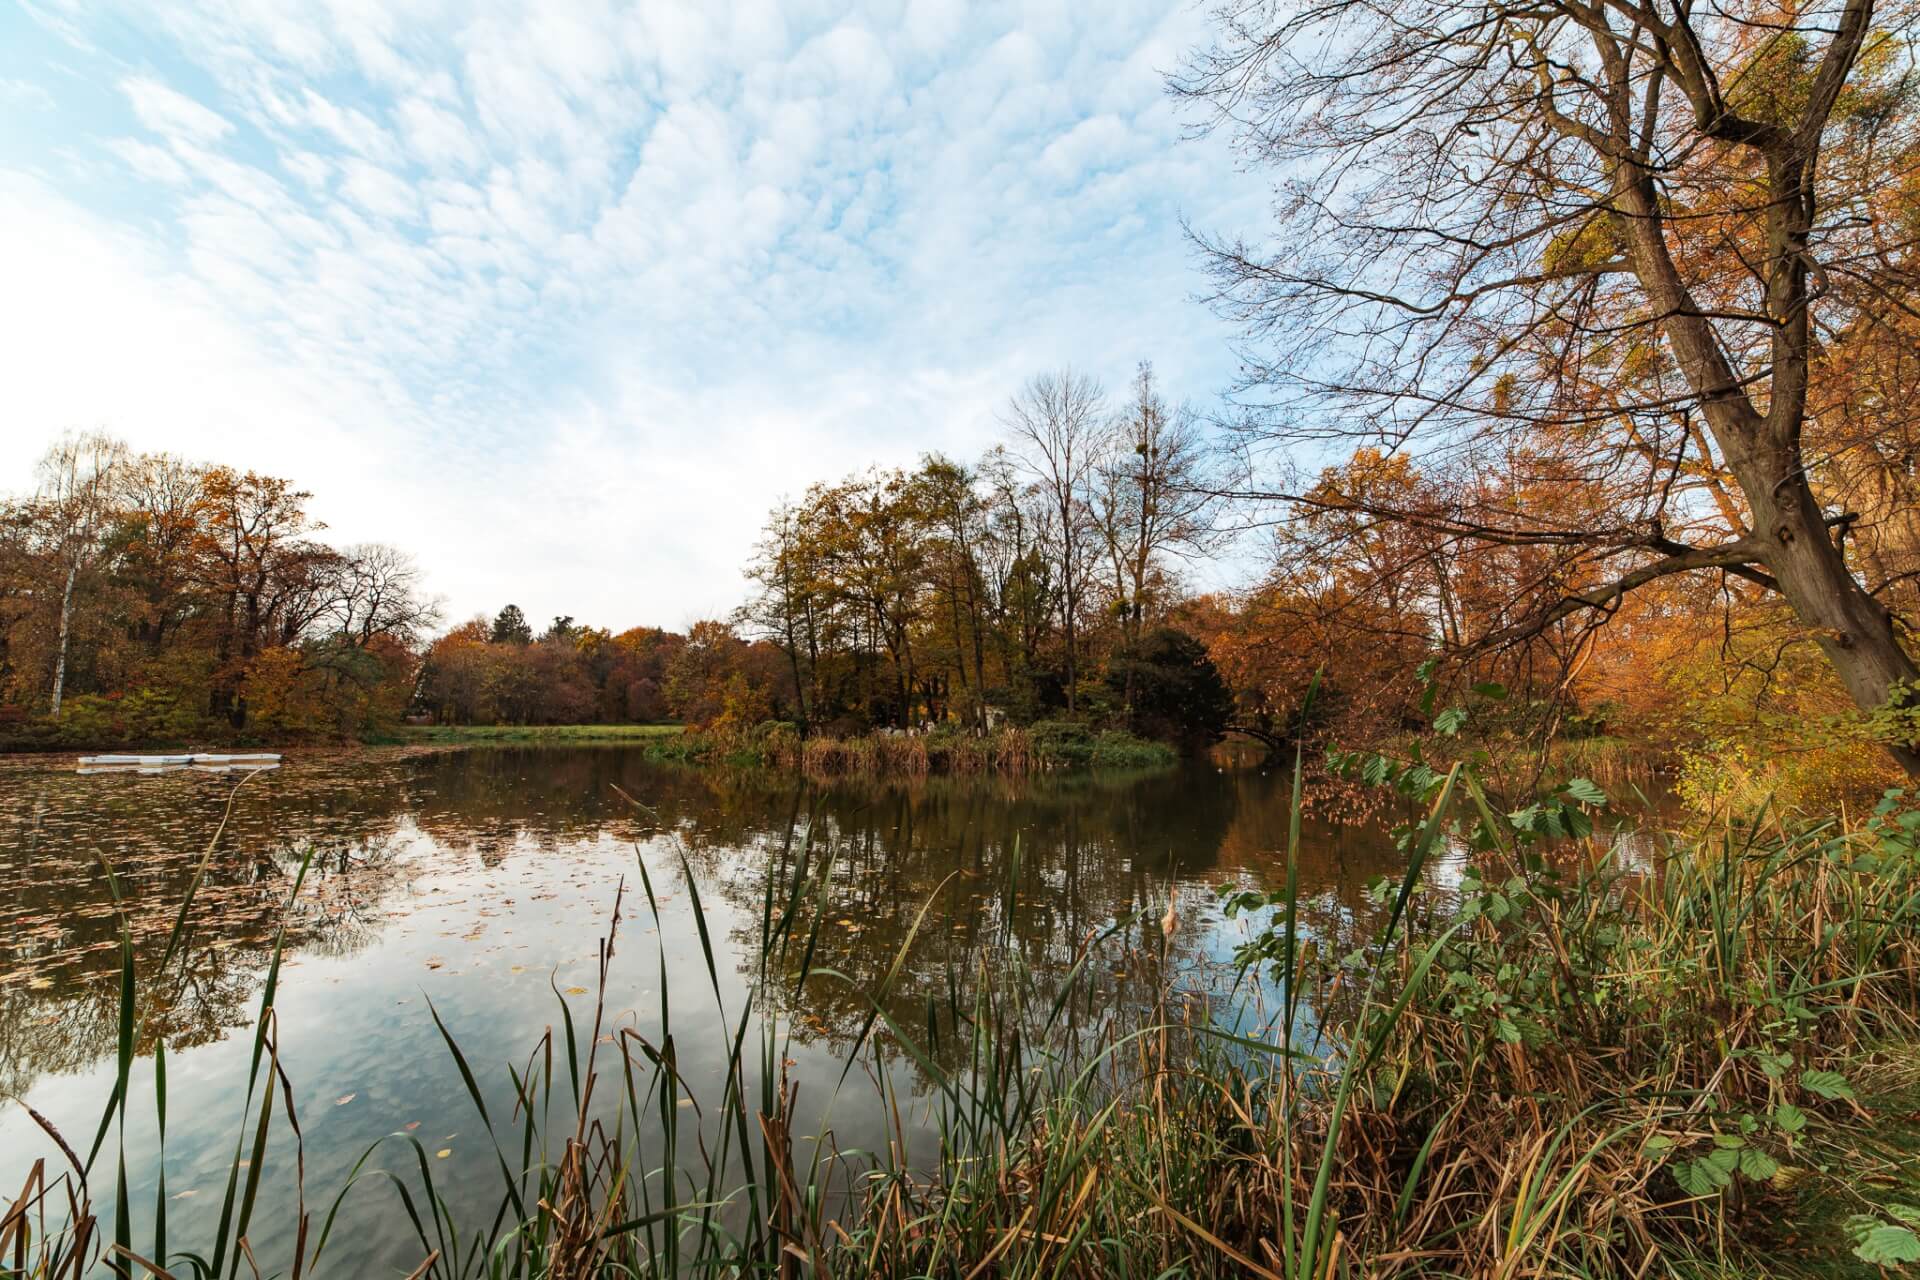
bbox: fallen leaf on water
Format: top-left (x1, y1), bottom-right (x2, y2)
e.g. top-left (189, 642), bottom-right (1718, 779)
top-left (565, 986), bottom-right (588, 996)
top-left (405, 1121), bottom-right (421, 1131)
top-left (172, 1190), bottom-right (197, 1200)
top-left (436, 1149), bottom-right (451, 1159)
top-left (335, 1093), bottom-right (356, 1106)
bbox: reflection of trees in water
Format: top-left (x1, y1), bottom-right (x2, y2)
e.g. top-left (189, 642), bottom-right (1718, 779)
top-left (671, 769), bottom-right (1257, 1074)
top-left (0, 757), bottom-right (429, 1095)
top-left (0, 749), bottom-right (1425, 1100)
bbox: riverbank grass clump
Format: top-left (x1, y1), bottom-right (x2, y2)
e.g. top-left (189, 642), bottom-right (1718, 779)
top-left (387, 722), bottom-right (685, 746)
top-left (643, 718), bottom-right (1176, 776)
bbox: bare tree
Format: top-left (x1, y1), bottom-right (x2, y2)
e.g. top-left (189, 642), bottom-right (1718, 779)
top-left (334, 543), bottom-right (441, 646)
top-left (1091, 363), bottom-right (1222, 669)
top-left (1005, 370), bottom-right (1107, 713)
top-left (1177, 0), bottom-right (1920, 770)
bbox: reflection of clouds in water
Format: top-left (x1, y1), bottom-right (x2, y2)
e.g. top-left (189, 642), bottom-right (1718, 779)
top-left (6, 748), bottom-right (1548, 1275)
top-left (1424, 833), bottom-right (1474, 894)
top-left (1606, 827), bottom-right (1662, 877)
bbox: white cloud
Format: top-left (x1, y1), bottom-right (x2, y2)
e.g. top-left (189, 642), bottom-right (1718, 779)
top-left (338, 157), bottom-right (420, 221)
top-left (6, 1), bottom-right (1266, 627)
top-left (0, 78), bottom-right (55, 111)
top-left (121, 76), bottom-right (233, 146)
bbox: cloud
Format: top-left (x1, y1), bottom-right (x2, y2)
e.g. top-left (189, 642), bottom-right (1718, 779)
top-left (0, 78), bottom-right (55, 111)
top-left (121, 76), bottom-right (234, 145)
top-left (7, 1), bottom-right (1266, 627)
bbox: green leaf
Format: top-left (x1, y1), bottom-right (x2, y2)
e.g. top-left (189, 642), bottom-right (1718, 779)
top-left (1674, 1157), bottom-right (1731, 1196)
top-left (1890, 1205), bottom-right (1920, 1229)
top-left (1853, 1225), bottom-right (1920, 1266)
top-left (1801, 1070), bottom-right (1855, 1101)
top-left (1434, 707), bottom-right (1469, 736)
top-left (1773, 1104), bottom-right (1807, 1134)
top-left (1563, 777), bottom-right (1606, 806)
top-left (1738, 1148), bottom-right (1780, 1181)
top-left (1472, 681), bottom-right (1508, 701)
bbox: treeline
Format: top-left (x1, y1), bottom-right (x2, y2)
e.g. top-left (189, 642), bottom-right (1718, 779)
top-left (733, 364), bottom-right (1231, 746)
top-left (0, 435), bottom-right (436, 745)
top-left (413, 362), bottom-right (1236, 752)
top-left (414, 613), bottom-right (790, 732)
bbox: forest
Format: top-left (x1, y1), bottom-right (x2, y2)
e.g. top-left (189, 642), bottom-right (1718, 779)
top-left (5, 327), bottom-right (1919, 806)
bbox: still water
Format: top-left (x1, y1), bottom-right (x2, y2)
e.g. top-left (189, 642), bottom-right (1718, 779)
top-left (0, 745), bottom-right (1454, 1273)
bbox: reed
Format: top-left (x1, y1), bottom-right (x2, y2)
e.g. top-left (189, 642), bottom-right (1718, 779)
top-left (9, 754), bottom-right (1920, 1277)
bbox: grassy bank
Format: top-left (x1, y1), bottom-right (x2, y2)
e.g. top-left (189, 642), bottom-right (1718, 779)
top-left (384, 722), bottom-right (685, 746)
top-left (10, 759), bottom-right (1920, 1277)
top-left (643, 719), bottom-right (1179, 775)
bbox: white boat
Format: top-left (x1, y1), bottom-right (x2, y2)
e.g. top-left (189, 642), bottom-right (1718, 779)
top-left (77, 752), bottom-right (283, 766)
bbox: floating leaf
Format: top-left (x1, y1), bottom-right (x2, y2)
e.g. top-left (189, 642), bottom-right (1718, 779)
top-left (335, 1093), bottom-right (356, 1106)
top-left (436, 1148), bottom-right (451, 1159)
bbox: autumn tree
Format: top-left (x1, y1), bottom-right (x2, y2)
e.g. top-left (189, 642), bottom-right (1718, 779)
top-left (2, 440), bottom-right (433, 740)
top-left (1179, 0), bottom-right (1920, 770)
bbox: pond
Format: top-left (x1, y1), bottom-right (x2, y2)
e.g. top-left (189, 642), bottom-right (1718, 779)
top-left (0, 745), bottom-right (1490, 1274)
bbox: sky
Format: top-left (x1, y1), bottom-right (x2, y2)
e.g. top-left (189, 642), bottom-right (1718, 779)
top-left (0, 0), bottom-right (1268, 630)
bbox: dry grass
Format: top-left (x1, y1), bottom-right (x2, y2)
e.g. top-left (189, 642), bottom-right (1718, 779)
top-left (10, 767), bottom-right (1920, 1278)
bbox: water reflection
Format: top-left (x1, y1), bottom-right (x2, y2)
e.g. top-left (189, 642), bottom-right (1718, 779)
top-left (0, 746), bottom-right (1445, 1272)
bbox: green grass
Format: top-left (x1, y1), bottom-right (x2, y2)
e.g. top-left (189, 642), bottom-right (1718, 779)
top-left (385, 722), bottom-right (685, 746)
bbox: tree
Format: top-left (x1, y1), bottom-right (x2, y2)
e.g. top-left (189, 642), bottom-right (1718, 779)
top-left (1005, 370), bottom-right (1106, 713)
top-left (335, 544), bottom-right (439, 647)
top-left (1091, 363), bottom-right (1221, 709)
top-left (1179, 0), bottom-right (1920, 770)
top-left (740, 501), bottom-right (824, 730)
top-left (490, 604), bottom-right (533, 646)
top-left (192, 467), bottom-right (336, 728)
top-left (35, 433), bottom-right (126, 716)
top-left (1105, 626), bottom-right (1234, 750)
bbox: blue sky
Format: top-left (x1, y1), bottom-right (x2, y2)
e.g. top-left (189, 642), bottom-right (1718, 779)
top-left (0, 0), bottom-right (1266, 628)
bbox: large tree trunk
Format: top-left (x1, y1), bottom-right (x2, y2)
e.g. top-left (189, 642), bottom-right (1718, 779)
top-left (1615, 161), bottom-right (1920, 775)
top-left (1739, 454), bottom-right (1920, 773)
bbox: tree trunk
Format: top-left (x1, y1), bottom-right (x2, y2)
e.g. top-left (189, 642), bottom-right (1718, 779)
top-left (1738, 452), bottom-right (1920, 773)
top-left (49, 559), bottom-right (77, 718)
